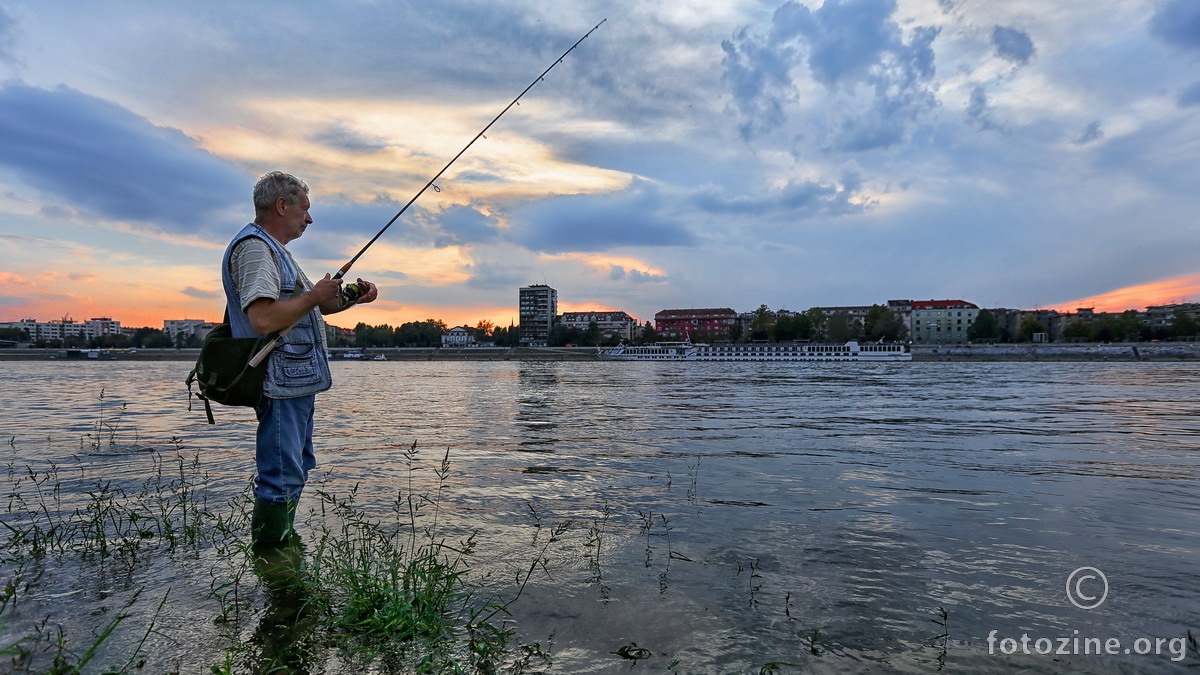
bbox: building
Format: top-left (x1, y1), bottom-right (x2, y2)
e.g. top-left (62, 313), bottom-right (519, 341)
top-left (164, 319), bottom-right (216, 345)
top-left (1146, 303), bottom-right (1200, 335)
top-left (910, 300), bottom-right (979, 344)
top-left (519, 284), bottom-right (558, 347)
top-left (3, 317), bottom-right (124, 343)
top-left (655, 308), bottom-right (738, 341)
top-left (442, 325), bottom-right (476, 347)
top-left (559, 311), bottom-right (637, 341)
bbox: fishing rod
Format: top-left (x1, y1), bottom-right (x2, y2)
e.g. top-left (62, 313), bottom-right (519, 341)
top-left (249, 19), bottom-right (607, 368)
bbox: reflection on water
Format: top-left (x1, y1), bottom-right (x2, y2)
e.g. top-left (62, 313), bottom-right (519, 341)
top-left (250, 536), bottom-right (319, 672)
top-left (1, 360), bottom-right (1198, 672)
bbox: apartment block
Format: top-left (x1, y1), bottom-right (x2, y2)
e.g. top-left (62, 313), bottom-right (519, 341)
top-left (910, 300), bottom-right (979, 344)
top-left (559, 310), bottom-right (637, 341)
top-left (519, 284), bottom-right (558, 347)
top-left (655, 308), bottom-right (738, 341)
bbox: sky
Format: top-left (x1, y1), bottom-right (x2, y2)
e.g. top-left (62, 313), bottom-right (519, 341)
top-left (1, 0), bottom-right (1198, 331)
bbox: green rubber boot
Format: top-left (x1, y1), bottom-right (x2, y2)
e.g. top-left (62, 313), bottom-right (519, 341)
top-left (251, 500), bottom-right (292, 549)
top-left (285, 499), bottom-right (300, 540)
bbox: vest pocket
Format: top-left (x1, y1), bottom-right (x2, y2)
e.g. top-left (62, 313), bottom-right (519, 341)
top-left (273, 341), bottom-right (324, 385)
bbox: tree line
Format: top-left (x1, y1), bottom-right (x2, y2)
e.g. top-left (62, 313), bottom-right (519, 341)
top-left (345, 319), bottom-right (523, 348)
top-left (6, 304), bottom-right (1193, 351)
top-left (969, 307), bottom-right (1199, 343)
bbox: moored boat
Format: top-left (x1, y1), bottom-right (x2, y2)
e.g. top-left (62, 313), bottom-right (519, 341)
top-left (597, 341), bottom-right (697, 360)
top-left (598, 340), bottom-right (910, 362)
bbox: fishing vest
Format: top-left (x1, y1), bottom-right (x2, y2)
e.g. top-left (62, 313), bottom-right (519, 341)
top-left (221, 223), bottom-right (333, 399)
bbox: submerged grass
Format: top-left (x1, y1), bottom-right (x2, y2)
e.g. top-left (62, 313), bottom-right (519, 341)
top-left (0, 433), bottom-right (559, 674)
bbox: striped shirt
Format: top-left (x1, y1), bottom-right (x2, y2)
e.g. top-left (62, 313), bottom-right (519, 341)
top-left (228, 234), bottom-right (328, 350)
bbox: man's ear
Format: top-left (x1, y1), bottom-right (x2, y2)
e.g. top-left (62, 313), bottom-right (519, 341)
top-left (275, 196), bottom-right (290, 216)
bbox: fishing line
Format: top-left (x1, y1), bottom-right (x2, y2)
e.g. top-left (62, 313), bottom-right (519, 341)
top-left (597, 18), bottom-right (647, 180)
top-left (249, 19), bottom-right (608, 367)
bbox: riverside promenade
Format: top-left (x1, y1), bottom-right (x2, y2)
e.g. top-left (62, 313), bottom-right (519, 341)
top-left (1, 343), bottom-right (1198, 362)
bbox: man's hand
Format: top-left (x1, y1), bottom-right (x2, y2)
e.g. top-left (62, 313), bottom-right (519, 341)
top-left (351, 278), bottom-right (379, 305)
top-left (311, 273), bottom-right (343, 305)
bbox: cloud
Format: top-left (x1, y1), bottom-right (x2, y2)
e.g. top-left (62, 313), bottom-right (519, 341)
top-left (991, 26), bottom-right (1035, 65)
top-left (0, 5), bottom-right (17, 64)
top-left (510, 181), bottom-right (695, 253)
top-left (181, 286), bottom-right (220, 300)
top-left (722, 0), bottom-right (940, 152)
top-left (309, 122), bottom-right (391, 154)
top-left (1179, 81), bottom-right (1200, 107)
top-left (0, 84), bottom-right (248, 234)
top-left (691, 172), bottom-right (868, 217)
top-left (1150, 0), bottom-right (1200, 50)
top-left (435, 204), bottom-right (501, 246)
top-left (465, 258), bottom-right (528, 289)
top-left (966, 85), bottom-right (1006, 133)
top-left (1073, 121), bottom-right (1104, 145)
top-left (608, 265), bottom-right (667, 283)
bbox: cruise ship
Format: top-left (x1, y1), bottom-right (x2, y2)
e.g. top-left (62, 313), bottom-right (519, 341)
top-left (598, 341), bottom-right (911, 362)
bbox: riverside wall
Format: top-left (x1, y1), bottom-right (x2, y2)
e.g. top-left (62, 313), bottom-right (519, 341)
top-left (1, 343), bottom-right (1197, 362)
top-left (910, 342), bottom-right (1200, 361)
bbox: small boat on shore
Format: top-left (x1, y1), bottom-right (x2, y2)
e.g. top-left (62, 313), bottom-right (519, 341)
top-left (598, 340), bottom-right (911, 362)
top-left (50, 348), bottom-right (117, 360)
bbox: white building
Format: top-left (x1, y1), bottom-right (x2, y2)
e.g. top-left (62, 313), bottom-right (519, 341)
top-left (559, 310), bottom-right (637, 341)
top-left (164, 319), bottom-right (216, 344)
top-left (441, 325), bottom-right (476, 348)
top-left (1, 317), bottom-right (123, 343)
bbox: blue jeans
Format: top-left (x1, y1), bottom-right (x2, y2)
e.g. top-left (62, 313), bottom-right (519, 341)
top-left (254, 395), bottom-right (317, 503)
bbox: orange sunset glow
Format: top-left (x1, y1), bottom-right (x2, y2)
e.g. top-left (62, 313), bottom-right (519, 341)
top-left (1046, 273), bottom-right (1200, 314)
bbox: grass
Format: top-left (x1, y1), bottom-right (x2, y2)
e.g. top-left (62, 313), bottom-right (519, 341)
top-left (1, 432), bottom-right (561, 674)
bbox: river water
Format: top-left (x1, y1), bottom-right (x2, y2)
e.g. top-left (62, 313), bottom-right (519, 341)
top-left (1, 359), bottom-right (1198, 673)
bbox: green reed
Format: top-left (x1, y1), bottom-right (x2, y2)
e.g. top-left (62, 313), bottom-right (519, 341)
top-left (299, 440), bottom-right (560, 673)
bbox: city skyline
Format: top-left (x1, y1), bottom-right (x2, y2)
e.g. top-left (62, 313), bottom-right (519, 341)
top-left (2, 2), bottom-right (1199, 330)
top-left (7, 289), bottom-right (1197, 334)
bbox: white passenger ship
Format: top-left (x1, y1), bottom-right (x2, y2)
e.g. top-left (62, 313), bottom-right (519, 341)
top-left (598, 341), bottom-right (911, 362)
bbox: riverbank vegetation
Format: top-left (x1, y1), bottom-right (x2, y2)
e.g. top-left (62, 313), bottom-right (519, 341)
top-left (0, 437), bottom-right (558, 673)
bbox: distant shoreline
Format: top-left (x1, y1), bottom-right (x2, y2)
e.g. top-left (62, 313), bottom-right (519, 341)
top-left (2, 343), bottom-right (1197, 362)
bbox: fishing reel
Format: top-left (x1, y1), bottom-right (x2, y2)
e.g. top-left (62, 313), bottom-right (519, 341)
top-left (339, 282), bottom-right (365, 307)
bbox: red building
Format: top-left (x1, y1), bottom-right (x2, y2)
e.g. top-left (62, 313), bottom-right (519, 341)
top-left (655, 308), bottom-right (738, 340)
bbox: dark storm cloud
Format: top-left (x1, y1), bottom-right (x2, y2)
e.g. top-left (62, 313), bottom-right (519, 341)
top-left (722, 0), bottom-right (940, 152)
top-left (510, 182), bottom-right (695, 253)
top-left (0, 84), bottom-right (246, 233)
top-left (1150, 0), bottom-right (1200, 50)
top-left (991, 26), bottom-right (1035, 65)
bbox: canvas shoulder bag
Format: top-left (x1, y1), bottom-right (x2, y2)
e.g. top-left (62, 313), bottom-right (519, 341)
top-left (185, 311), bottom-right (277, 424)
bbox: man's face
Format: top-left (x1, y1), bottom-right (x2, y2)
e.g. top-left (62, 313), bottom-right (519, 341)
top-left (279, 192), bottom-right (313, 243)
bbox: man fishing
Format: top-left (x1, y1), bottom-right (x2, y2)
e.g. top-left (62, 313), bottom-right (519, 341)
top-left (222, 171), bottom-right (379, 548)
